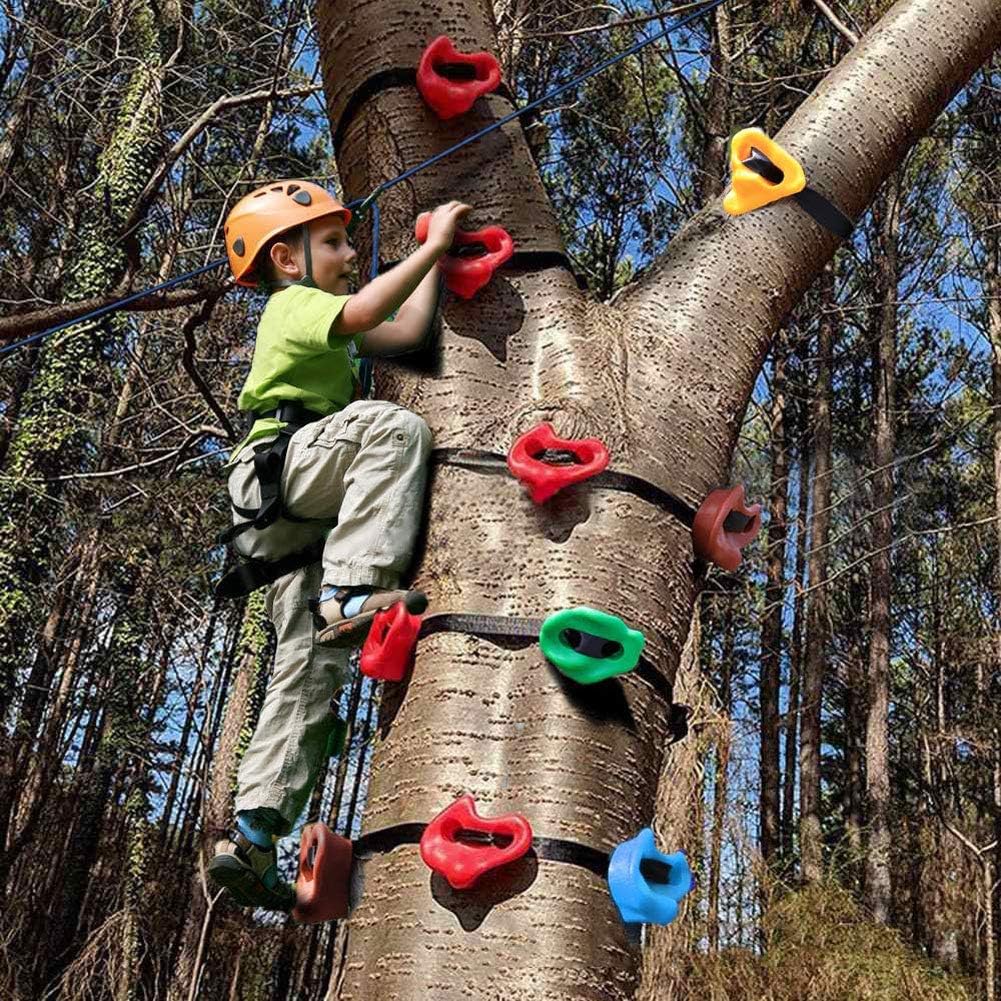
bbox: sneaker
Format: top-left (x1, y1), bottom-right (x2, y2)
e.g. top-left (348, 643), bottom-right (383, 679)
top-left (311, 585), bottom-right (428, 648)
top-left (208, 829), bottom-right (296, 911)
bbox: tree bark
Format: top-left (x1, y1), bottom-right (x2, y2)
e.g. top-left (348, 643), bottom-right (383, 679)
top-left (167, 590), bottom-right (272, 1001)
top-left (638, 607), bottom-right (709, 1001)
top-left (981, 67), bottom-right (1001, 1001)
top-left (314, 0), bottom-right (1001, 994)
top-left (708, 590), bottom-right (734, 953)
top-left (782, 365), bottom-right (809, 864)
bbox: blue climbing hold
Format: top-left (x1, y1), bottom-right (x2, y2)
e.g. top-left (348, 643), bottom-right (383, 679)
top-left (607, 828), bottom-right (692, 926)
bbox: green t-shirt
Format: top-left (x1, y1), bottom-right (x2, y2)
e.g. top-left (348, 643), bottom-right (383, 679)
top-left (224, 285), bottom-right (365, 468)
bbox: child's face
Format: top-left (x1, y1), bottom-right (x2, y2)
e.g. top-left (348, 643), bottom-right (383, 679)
top-left (272, 217), bottom-right (358, 294)
top-left (304, 215), bottom-right (357, 294)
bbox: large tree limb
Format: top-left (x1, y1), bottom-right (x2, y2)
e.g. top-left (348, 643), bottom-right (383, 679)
top-left (618, 0), bottom-right (1001, 503)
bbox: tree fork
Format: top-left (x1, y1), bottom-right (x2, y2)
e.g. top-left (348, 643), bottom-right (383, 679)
top-left (315, 0), bottom-right (1001, 996)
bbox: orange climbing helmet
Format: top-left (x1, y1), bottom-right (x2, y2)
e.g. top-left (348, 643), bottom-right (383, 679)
top-left (224, 180), bottom-right (352, 287)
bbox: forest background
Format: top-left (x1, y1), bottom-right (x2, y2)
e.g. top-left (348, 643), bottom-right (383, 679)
top-left (0, 1), bottom-right (998, 1000)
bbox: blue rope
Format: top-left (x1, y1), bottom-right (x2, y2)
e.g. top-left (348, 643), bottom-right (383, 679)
top-left (1, 0), bottom-right (724, 361)
top-left (357, 200), bottom-right (380, 396)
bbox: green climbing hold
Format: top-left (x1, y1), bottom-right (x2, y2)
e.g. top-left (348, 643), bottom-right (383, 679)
top-left (539, 607), bottom-right (645, 684)
top-left (325, 717), bottom-right (348, 758)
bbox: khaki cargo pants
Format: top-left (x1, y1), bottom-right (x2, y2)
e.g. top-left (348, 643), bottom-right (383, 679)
top-left (225, 399), bottom-right (433, 830)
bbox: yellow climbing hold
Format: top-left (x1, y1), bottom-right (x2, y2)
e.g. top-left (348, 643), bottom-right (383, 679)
top-left (723, 128), bottom-right (807, 216)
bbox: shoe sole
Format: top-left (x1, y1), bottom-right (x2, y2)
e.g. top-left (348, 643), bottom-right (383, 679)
top-left (207, 855), bottom-right (294, 911)
top-left (316, 589), bottom-right (428, 649)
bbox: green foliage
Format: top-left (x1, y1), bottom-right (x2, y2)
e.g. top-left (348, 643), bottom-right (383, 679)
top-left (511, 9), bottom-right (687, 299)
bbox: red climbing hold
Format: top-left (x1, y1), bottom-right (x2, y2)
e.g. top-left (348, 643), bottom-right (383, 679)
top-left (360, 600), bottom-right (422, 682)
top-left (419, 794), bottom-right (533, 890)
top-left (691, 484), bottom-right (762, 571)
top-left (415, 212), bottom-right (514, 298)
top-left (506, 422), bottom-right (611, 504)
top-left (292, 822), bottom-right (353, 923)
top-left (417, 35), bottom-right (502, 119)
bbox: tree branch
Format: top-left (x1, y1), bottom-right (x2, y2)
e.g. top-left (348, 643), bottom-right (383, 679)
top-left (812, 0), bottom-right (859, 46)
top-left (0, 281), bottom-right (230, 341)
top-left (122, 83), bottom-right (323, 236)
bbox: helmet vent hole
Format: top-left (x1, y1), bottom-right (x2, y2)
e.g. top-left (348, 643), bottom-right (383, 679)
top-left (271, 185), bottom-right (283, 192)
top-left (286, 183), bottom-right (300, 194)
top-left (253, 191), bottom-right (266, 198)
top-left (233, 237), bottom-right (245, 257)
top-left (292, 190), bottom-right (312, 205)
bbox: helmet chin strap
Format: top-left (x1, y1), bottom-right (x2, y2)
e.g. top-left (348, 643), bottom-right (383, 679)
top-left (295, 221), bottom-right (318, 289)
top-left (260, 221), bottom-right (318, 293)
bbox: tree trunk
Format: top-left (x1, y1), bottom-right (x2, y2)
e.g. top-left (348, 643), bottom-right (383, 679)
top-left (782, 367), bottom-right (809, 865)
top-left (864, 170), bottom-right (900, 925)
top-left (695, 2), bottom-right (733, 206)
top-left (638, 607), bottom-right (709, 1001)
top-left (167, 589), bottom-right (272, 1001)
top-left (800, 262), bottom-right (835, 884)
top-left (0, 4), bottom-right (166, 903)
top-left (760, 329), bottom-right (789, 866)
top-left (708, 591), bottom-right (734, 953)
top-left (314, 0), bottom-right (1001, 994)
top-left (971, 59), bottom-right (1001, 999)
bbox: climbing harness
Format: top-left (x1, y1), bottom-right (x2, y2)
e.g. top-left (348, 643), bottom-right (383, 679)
top-left (213, 400), bottom-right (334, 600)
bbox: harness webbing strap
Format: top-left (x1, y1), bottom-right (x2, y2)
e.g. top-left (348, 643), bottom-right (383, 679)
top-left (352, 823), bottom-right (639, 880)
top-left (214, 539), bottom-right (326, 599)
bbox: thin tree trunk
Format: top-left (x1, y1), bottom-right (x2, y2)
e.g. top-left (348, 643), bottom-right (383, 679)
top-left (844, 622), bottom-right (865, 877)
top-left (978, 60), bottom-right (1001, 1000)
top-left (801, 262), bottom-right (835, 884)
top-left (638, 606), bottom-right (709, 1001)
top-left (167, 590), bottom-right (272, 1001)
top-left (760, 330), bottom-right (789, 867)
top-left (695, 2), bottom-right (732, 205)
top-left (782, 382), bottom-right (809, 865)
top-left (709, 592), bottom-right (734, 953)
top-left (865, 171), bottom-right (900, 924)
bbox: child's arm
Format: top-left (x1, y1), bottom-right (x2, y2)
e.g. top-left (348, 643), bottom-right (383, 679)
top-left (357, 267), bottom-right (441, 356)
top-left (332, 201), bottom-right (470, 338)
